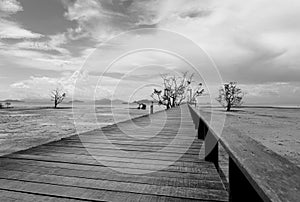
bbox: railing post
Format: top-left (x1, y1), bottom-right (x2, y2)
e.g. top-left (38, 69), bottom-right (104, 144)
top-left (229, 157), bottom-right (263, 202)
top-left (150, 102), bottom-right (154, 114)
top-left (204, 130), bottom-right (219, 170)
top-left (198, 119), bottom-right (208, 140)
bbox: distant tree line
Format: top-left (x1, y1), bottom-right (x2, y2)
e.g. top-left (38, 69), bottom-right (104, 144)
top-left (1, 76), bottom-right (243, 112)
top-left (0, 102), bottom-right (12, 109)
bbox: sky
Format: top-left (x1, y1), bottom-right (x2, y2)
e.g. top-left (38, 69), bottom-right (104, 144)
top-left (0, 0), bottom-right (299, 105)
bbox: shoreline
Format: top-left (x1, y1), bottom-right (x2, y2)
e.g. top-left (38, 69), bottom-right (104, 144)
top-left (0, 104), bottom-right (299, 167)
top-left (0, 108), bottom-right (158, 158)
top-left (0, 104), bottom-right (162, 157)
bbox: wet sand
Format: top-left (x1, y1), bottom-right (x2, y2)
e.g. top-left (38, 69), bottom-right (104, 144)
top-left (1, 104), bottom-right (299, 168)
top-left (0, 104), bottom-right (155, 156)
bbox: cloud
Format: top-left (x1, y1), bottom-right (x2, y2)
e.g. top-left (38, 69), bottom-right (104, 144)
top-left (10, 82), bottom-right (29, 89)
top-left (62, 0), bottom-right (213, 42)
top-left (9, 70), bottom-right (125, 100)
top-left (293, 87), bottom-right (300, 94)
top-left (62, 0), bottom-right (188, 41)
top-left (0, 0), bottom-right (22, 14)
top-left (0, 19), bottom-right (43, 39)
top-left (0, 31), bottom-right (89, 72)
top-left (63, 0), bottom-right (124, 40)
top-left (14, 33), bottom-right (69, 54)
top-left (239, 82), bottom-right (300, 105)
top-left (64, 0), bottom-right (102, 22)
top-left (61, 0), bottom-right (300, 84)
top-left (179, 9), bottom-right (212, 19)
top-left (157, 0), bottom-right (300, 84)
top-left (241, 82), bottom-right (296, 98)
top-left (0, 45), bottom-right (83, 71)
top-left (9, 71), bottom-right (85, 98)
top-left (0, 0), bottom-right (42, 39)
top-left (0, 0), bottom-right (43, 40)
top-left (1, 0), bottom-right (300, 105)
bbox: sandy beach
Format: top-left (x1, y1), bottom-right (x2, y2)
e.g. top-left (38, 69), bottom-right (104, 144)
top-left (200, 106), bottom-right (300, 167)
top-left (1, 104), bottom-right (299, 168)
top-left (0, 103), bottom-right (161, 156)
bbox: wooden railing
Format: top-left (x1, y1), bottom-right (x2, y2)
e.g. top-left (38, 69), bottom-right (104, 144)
top-left (188, 105), bottom-right (300, 202)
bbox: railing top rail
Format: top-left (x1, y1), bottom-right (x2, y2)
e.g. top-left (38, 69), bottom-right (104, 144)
top-left (188, 104), bottom-right (300, 202)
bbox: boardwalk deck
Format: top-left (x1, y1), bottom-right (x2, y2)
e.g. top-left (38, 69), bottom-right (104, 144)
top-left (0, 105), bottom-right (228, 202)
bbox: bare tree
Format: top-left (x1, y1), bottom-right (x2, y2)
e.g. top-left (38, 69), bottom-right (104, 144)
top-left (189, 84), bottom-right (205, 105)
top-left (5, 102), bottom-right (11, 108)
top-left (151, 72), bottom-right (204, 109)
top-left (216, 82), bottom-right (243, 111)
top-left (51, 88), bottom-right (66, 108)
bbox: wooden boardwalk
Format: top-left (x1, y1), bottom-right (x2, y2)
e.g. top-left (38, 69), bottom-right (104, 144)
top-left (0, 105), bottom-right (228, 201)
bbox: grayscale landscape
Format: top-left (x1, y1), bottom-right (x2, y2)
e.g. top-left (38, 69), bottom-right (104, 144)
top-left (0, 0), bottom-right (299, 201)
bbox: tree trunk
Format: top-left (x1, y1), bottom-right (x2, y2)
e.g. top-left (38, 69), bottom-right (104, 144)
top-left (171, 99), bottom-right (175, 108)
top-left (226, 104), bottom-right (231, 111)
top-left (54, 100), bottom-right (57, 108)
top-left (167, 99), bottom-right (171, 109)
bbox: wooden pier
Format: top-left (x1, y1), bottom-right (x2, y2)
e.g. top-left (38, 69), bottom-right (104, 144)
top-left (0, 104), bottom-right (299, 201)
top-left (0, 105), bottom-right (228, 201)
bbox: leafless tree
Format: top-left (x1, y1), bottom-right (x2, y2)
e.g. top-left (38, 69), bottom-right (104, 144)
top-left (51, 88), bottom-right (66, 108)
top-left (151, 72), bottom-right (204, 109)
top-left (216, 82), bottom-right (243, 111)
top-left (5, 102), bottom-right (11, 108)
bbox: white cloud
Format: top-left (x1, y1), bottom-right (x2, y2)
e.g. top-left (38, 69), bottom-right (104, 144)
top-left (10, 82), bottom-right (29, 89)
top-left (63, 0), bottom-right (166, 41)
top-left (8, 68), bottom-right (159, 100)
top-left (0, 47), bottom-right (81, 71)
top-left (64, 0), bottom-right (116, 40)
top-left (156, 0), bottom-right (300, 83)
top-left (62, 0), bottom-right (214, 42)
top-left (9, 70), bottom-right (115, 99)
top-left (64, 0), bottom-right (102, 22)
top-left (15, 33), bottom-right (69, 54)
top-left (0, 19), bottom-right (43, 39)
top-left (10, 73), bottom-right (79, 99)
top-left (61, 0), bottom-right (300, 84)
top-left (292, 87), bottom-right (300, 94)
top-left (240, 82), bottom-right (300, 98)
top-left (0, 34), bottom-right (85, 72)
top-left (0, 0), bottom-right (42, 39)
top-left (0, 0), bottom-right (22, 14)
top-left (1, 0), bottom-right (300, 104)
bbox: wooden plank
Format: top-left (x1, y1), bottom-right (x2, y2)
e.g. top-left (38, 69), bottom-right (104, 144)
top-left (46, 141), bottom-right (203, 153)
top-left (0, 158), bottom-right (223, 182)
top-left (0, 170), bottom-right (228, 200)
top-left (14, 149), bottom-right (207, 167)
top-left (0, 178), bottom-right (228, 201)
top-left (33, 145), bottom-right (203, 161)
top-left (44, 141), bottom-right (202, 155)
top-left (4, 154), bottom-right (218, 178)
top-left (13, 147), bottom-right (212, 168)
top-left (0, 162), bottom-right (224, 189)
top-left (7, 152), bottom-right (219, 175)
top-left (0, 190), bottom-right (86, 202)
top-left (0, 105), bottom-right (228, 202)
